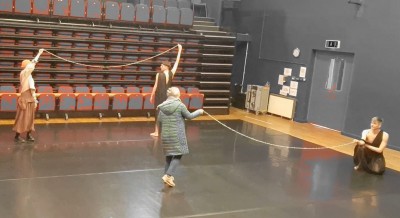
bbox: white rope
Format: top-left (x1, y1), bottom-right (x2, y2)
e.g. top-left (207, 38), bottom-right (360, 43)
top-left (42, 46), bottom-right (354, 150)
top-left (204, 111), bottom-right (355, 150)
top-left (43, 45), bottom-right (178, 68)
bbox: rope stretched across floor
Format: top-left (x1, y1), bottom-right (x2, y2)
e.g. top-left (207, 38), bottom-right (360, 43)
top-left (203, 111), bottom-right (355, 150)
top-left (42, 47), bottom-right (354, 150)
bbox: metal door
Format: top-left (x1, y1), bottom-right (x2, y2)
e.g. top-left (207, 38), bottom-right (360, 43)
top-left (308, 51), bottom-right (354, 131)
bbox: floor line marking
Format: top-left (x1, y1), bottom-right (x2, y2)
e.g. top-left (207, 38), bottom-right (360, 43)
top-left (168, 207), bottom-right (265, 218)
top-left (244, 116), bottom-right (272, 125)
top-left (0, 168), bottom-right (164, 183)
top-left (42, 138), bottom-right (154, 146)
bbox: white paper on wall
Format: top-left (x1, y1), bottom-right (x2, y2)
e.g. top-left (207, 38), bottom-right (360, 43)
top-left (290, 81), bottom-right (298, 89)
top-left (289, 88), bottom-right (298, 97)
top-left (282, 85), bottom-right (290, 93)
top-left (299, 67), bottom-right (307, 78)
top-left (278, 75), bottom-right (284, 85)
top-left (279, 89), bottom-right (288, 96)
top-left (284, 68), bottom-right (292, 76)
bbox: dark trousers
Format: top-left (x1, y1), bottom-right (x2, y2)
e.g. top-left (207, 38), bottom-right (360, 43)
top-left (165, 155), bottom-right (182, 176)
top-left (354, 145), bottom-right (385, 175)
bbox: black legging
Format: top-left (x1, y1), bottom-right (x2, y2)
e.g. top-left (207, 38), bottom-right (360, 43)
top-left (165, 155), bottom-right (182, 176)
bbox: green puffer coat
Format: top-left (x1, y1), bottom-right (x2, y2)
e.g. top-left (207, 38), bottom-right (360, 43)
top-left (157, 98), bottom-right (202, 156)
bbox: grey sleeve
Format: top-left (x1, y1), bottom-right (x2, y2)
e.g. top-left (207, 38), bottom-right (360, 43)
top-left (181, 104), bottom-right (202, 120)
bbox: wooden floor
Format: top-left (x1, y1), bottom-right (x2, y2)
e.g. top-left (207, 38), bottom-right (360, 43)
top-left (1, 107), bottom-right (399, 172)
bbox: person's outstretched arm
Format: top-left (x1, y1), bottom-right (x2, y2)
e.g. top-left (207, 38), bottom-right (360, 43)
top-left (170, 44), bottom-right (182, 77)
top-left (32, 48), bottom-right (44, 64)
top-left (23, 49), bottom-right (44, 76)
top-left (181, 104), bottom-right (203, 120)
top-left (27, 49), bottom-right (44, 108)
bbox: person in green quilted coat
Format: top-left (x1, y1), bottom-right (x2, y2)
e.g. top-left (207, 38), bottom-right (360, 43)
top-left (157, 87), bottom-right (204, 187)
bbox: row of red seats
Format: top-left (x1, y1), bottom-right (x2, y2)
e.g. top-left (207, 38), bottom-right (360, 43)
top-left (0, 47), bottom-right (199, 62)
top-left (0, 85), bottom-right (204, 119)
top-left (0, 28), bottom-right (201, 44)
top-left (129, 0), bottom-right (192, 9)
top-left (0, 72), bottom-right (197, 82)
top-left (0, 0), bottom-right (194, 26)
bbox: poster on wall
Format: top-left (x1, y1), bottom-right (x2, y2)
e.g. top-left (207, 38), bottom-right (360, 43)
top-left (284, 68), bottom-right (292, 76)
top-left (282, 85), bottom-right (290, 93)
top-left (290, 81), bottom-right (298, 89)
top-left (289, 88), bottom-right (298, 97)
top-left (299, 67), bottom-right (307, 78)
top-left (278, 75), bottom-right (284, 85)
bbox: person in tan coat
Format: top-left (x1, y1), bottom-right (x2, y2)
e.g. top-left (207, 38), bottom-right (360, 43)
top-left (13, 49), bottom-right (44, 143)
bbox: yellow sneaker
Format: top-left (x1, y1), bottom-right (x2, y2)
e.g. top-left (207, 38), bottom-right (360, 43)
top-left (165, 175), bottom-right (175, 187)
top-left (162, 174), bottom-right (168, 183)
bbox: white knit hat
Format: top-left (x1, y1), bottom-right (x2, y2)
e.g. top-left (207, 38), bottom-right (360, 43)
top-left (167, 87), bottom-right (180, 98)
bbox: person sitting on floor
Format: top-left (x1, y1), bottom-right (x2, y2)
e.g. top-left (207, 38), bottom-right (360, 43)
top-left (353, 117), bottom-right (389, 175)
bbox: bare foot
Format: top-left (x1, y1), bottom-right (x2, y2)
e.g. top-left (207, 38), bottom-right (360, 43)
top-left (150, 132), bottom-right (158, 137)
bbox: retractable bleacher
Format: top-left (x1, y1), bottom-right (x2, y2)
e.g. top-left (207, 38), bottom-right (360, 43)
top-left (0, 0), bottom-right (235, 119)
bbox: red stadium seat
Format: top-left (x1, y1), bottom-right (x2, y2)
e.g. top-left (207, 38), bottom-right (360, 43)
top-left (177, 86), bottom-right (186, 94)
top-left (76, 93), bottom-right (93, 111)
top-left (37, 85), bottom-right (55, 120)
top-left (15, 0), bottom-right (32, 14)
top-left (127, 86), bottom-right (143, 110)
top-left (188, 93), bottom-right (203, 109)
top-left (180, 7), bottom-right (194, 26)
top-left (187, 87), bottom-right (199, 93)
top-left (58, 86), bottom-right (75, 120)
top-left (53, 0), bottom-right (70, 17)
top-left (111, 87), bottom-right (127, 118)
top-left (33, 0), bottom-right (50, 15)
top-left (92, 86), bottom-right (109, 119)
top-left (153, 0), bottom-right (165, 7)
top-left (105, 1), bottom-right (120, 21)
top-left (0, 0), bottom-right (14, 13)
top-left (87, 0), bottom-right (102, 19)
top-left (166, 6), bottom-right (180, 25)
top-left (121, 2), bottom-right (135, 22)
top-left (165, 0), bottom-right (177, 8)
top-left (70, 0), bottom-right (85, 18)
top-left (152, 5), bottom-right (166, 25)
top-left (0, 85), bottom-right (17, 112)
top-left (180, 93), bottom-right (190, 107)
top-left (135, 3), bottom-right (150, 23)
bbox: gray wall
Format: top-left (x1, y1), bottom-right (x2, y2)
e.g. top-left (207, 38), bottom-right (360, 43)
top-left (210, 0), bottom-right (399, 148)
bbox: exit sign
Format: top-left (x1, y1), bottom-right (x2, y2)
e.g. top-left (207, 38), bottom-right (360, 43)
top-left (325, 40), bottom-right (341, 49)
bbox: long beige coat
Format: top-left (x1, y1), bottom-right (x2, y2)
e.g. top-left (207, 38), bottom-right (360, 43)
top-left (13, 64), bottom-right (36, 134)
